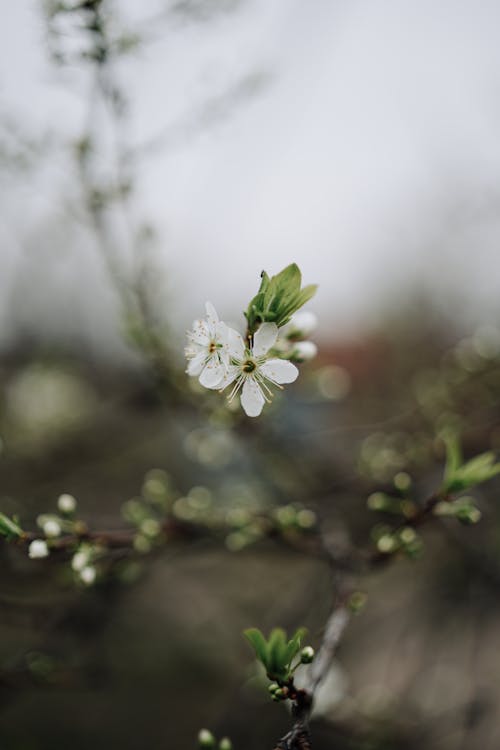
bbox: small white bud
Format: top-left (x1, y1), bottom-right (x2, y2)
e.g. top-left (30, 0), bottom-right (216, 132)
top-left (140, 518), bottom-right (161, 538)
top-left (28, 539), bottom-right (49, 559)
top-left (42, 519), bottom-right (62, 538)
top-left (58, 493), bottom-right (77, 513)
top-left (71, 550), bottom-right (90, 572)
top-left (300, 646), bottom-right (315, 664)
top-left (198, 729), bottom-right (216, 748)
top-left (288, 311), bottom-right (318, 338)
top-left (80, 565), bottom-right (96, 585)
top-left (292, 341), bottom-right (318, 362)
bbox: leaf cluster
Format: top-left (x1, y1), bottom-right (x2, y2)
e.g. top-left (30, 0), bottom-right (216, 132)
top-left (245, 264), bottom-right (317, 335)
top-left (243, 626), bottom-right (307, 682)
top-left (442, 433), bottom-right (500, 493)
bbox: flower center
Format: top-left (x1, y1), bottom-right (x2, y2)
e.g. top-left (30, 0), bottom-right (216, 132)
top-left (208, 341), bottom-right (217, 353)
top-left (242, 359), bottom-right (256, 373)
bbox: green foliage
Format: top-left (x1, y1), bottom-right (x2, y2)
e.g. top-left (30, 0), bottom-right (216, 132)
top-left (0, 512), bottom-right (23, 540)
top-left (442, 432), bottom-right (500, 493)
top-left (245, 264), bottom-right (317, 335)
top-left (434, 496), bottom-right (482, 525)
top-left (243, 626), bottom-right (308, 681)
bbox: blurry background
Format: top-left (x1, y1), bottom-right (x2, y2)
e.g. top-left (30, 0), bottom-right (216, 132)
top-left (1, 1), bottom-right (500, 749)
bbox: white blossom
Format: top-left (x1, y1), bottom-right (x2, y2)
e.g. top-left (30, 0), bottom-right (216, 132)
top-left (28, 539), bottom-right (49, 559)
top-left (185, 302), bottom-right (230, 388)
top-left (219, 323), bottom-right (298, 417)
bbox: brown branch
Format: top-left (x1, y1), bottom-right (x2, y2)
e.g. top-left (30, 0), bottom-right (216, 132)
top-left (270, 488), bottom-right (454, 749)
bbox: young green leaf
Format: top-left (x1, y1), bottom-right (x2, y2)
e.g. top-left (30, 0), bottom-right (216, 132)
top-left (0, 512), bottom-right (23, 540)
top-left (283, 627), bottom-right (307, 665)
top-left (266, 627), bottom-right (288, 678)
top-left (243, 628), bottom-right (269, 667)
top-left (443, 431), bottom-right (463, 488)
top-left (443, 450), bottom-right (500, 493)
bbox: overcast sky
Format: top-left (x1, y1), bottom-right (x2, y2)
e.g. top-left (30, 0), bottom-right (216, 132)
top-left (1, 0), bottom-right (500, 355)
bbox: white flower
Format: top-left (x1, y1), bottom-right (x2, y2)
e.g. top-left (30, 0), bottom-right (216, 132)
top-left (220, 322), bottom-right (298, 417)
top-left (185, 302), bottom-right (230, 389)
top-left (28, 539), bottom-right (49, 559)
top-left (58, 493), bottom-right (77, 513)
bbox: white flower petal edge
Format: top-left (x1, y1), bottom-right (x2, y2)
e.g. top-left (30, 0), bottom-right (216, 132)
top-left (227, 327), bottom-right (246, 360)
top-left (259, 359), bottom-right (298, 384)
top-left (252, 322), bottom-right (278, 357)
top-left (199, 360), bottom-right (227, 389)
top-left (186, 351), bottom-right (207, 376)
top-left (241, 378), bottom-right (266, 417)
top-left (205, 301), bottom-right (219, 337)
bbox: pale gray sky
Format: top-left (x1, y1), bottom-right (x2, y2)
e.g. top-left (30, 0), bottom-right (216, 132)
top-left (1, 0), bottom-right (500, 356)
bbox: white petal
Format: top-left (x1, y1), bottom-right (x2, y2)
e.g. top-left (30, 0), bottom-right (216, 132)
top-left (218, 365), bottom-right (240, 392)
top-left (241, 377), bottom-right (265, 417)
top-left (215, 319), bottom-right (229, 343)
top-left (252, 322), bottom-right (278, 357)
top-left (199, 360), bottom-right (226, 389)
top-left (227, 327), bottom-right (246, 360)
top-left (189, 319), bottom-right (210, 346)
top-left (259, 358), bottom-right (299, 384)
top-left (186, 351), bottom-right (206, 376)
top-left (205, 302), bottom-right (219, 337)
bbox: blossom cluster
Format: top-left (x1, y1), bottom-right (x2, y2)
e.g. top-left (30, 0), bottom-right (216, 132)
top-left (185, 302), bottom-right (317, 417)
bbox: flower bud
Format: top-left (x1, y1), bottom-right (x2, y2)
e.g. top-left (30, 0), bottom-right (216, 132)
top-left (291, 341), bottom-right (318, 362)
top-left (43, 519), bottom-right (62, 538)
top-left (28, 539), bottom-right (49, 559)
top-left (58, 493), bottom-right (77, 514)
top-left (287, 311), bottom-right (318, 339)
top-left (198, 729), bottom-right (216, 748)
top-left (268, 682), bottom-right (280, 694)
top-left (80, 565), bottom-right (97, 585)
top-left (71, 549), bottom-right (90, 572)
top-left (219, 739), bottom-right (232, 750)
top-left (300, 646), bottom-right (315, 664)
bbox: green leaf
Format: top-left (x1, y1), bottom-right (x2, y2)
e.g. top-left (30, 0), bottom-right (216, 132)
top-left (283, 627), bottom-right (307, 665)
top-left (243, 628), bottom-right (269, 667)
top-left (295, 284), bottom-right (318, 310)
top-left (0, 512), bottom-right (23, 540)
top-left (258, 270), bottom-right (271, 294)
top-left (443, 448), bottom-right (500, 493)
top-left (266, 628), bottom-right (288, 678)
top-left (443, 431), bottom-right (462, 488)
top-left (441, 430), bottom-right (500, 493)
